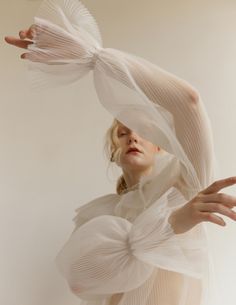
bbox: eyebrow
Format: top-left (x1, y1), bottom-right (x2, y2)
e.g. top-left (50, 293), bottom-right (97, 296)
top-left (118, 126), bottom-right (129, 133)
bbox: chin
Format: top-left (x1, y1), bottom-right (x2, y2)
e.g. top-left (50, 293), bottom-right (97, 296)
top-left (122, 159), bottom-right (151, 170)
top-left (120, 154), bottom-right (153, 170)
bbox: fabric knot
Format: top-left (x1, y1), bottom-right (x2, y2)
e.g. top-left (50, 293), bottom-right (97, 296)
top-left (90, 46), bottom-right (102, 69)
top-left (126, 236), bottom-right (134, 255)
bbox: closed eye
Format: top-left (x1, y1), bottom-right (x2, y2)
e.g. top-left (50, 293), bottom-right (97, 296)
top-left (119, 132), bottom-right (127, 137)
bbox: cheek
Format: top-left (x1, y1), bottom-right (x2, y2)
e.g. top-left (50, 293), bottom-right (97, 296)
top-left (144, 143), bottom-right (156, 154)
top-left (143, 145), bottom-right (157, 162)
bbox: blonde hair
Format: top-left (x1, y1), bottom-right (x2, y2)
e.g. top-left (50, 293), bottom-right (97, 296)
top-left (104, 119), bottom-right (162, 195)
top-left (104, 118), bottom-right (120, 163)
top-left (104, 119), bottom-right (127, 194)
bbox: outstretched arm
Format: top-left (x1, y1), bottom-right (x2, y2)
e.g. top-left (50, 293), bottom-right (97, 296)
top-left (4, 10), bottom-right (236, 304)
top-left (5, 24), bottom-right (215, 189)
top-left (54, 176), bottom-right (236, 299)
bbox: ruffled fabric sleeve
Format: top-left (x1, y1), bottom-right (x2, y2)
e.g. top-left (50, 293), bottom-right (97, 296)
top-left (25, 0), bottom-right (217, 200)
top-left (21, 0), bottom-right (215, 303)
top-left (95, 49), bottom-right (216, 190)
top-left (55, 191), bottom-right (208, 300)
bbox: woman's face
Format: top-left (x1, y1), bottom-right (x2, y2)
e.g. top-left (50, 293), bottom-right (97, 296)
top-left (114, 122), bottom-right (158, 172)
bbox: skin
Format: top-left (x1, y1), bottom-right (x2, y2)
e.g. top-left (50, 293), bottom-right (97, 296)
top-left (5, 26), bottom-right (236, 234)
top-left (5, 27), bottom-right (35, 56)
top-left (115, 122), bottom-right (159, 188)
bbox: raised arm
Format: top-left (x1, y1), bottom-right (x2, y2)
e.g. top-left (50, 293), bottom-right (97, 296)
top-left (128, 54), bottom-right (215, 188)
top-left (5, 26), bottom-right (215, 189)
top-left (5, 3), bottom-right (236, 304)
top-left (94, 48), bottom-right (215, 189)
top-left (5, 0), bottom-right (215, 190)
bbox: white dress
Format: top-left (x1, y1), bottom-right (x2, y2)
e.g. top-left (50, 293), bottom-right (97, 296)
top-left (66, 153), bottom-right (212, 305)
top-left (24, 0), bottom-right (218, 304)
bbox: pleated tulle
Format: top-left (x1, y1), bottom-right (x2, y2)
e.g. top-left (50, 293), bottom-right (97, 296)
top-left (23, 1), bottom-right (218, 304)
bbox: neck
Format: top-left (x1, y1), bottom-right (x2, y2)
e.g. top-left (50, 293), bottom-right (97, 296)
top-left (122, 166), bottom-right (154, 189)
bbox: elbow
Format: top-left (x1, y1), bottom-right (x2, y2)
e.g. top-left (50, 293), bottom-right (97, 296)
top-left (189, 89), bottom-right (200, 105)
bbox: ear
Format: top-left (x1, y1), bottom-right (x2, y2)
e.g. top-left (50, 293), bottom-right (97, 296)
top-left (110, 151), bottom-right (115, 162)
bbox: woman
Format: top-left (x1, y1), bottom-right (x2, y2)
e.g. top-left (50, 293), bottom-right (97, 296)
top-left (5, 1), bottom-right (236, 304)
top-left (105, 119), bottom-right (162, 194)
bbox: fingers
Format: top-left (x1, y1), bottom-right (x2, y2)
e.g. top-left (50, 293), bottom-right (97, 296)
top-left (19, 25), bottom-right (36, 40)
top-left (19, 30), bottom-right (28, 39)
top-left (195, 182), bottom-right (236, 226)
top-left (201, 176), bottom-right (236, 195)
top-left (5, 25), bottom-right (36, 50)
top-left (200, 192), bottom-right (236, 208)
top-left (21, 53), bottom-right (27, 59)
top-left (4, 36), bottom-right (34, 49)
top-left (200, 212), bottom-right (226, 227)
top-left (199, 202), bottom-right (236, 222)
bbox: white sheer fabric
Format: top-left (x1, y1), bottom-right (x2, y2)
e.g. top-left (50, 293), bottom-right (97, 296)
top-left (24, 1), bottom-right (218, 304)
top-left (57, 154), bottom-right (213, 305)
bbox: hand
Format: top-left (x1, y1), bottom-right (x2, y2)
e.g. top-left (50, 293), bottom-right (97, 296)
top-left (5, 25), bottom-right (36, 58)
top-left (168, 176), bottom-right (236, 234)
top-left (5, 23), bottom-right (78, 63)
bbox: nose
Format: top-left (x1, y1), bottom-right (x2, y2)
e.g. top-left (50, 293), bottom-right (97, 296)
top-left (127, 132), bottom-right (138, 144)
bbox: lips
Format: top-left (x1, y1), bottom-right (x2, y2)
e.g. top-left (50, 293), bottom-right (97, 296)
top-left (126, 147), bottom-right (142, 154)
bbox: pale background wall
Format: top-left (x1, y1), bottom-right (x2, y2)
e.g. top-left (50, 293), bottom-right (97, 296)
top-left (1, 0), bottom-right (236, 304)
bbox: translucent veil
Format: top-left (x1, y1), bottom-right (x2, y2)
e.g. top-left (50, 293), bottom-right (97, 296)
top-left (24, 0), bottom-right (218, 304)
top-left (26, 0), bottom-right (212, 195)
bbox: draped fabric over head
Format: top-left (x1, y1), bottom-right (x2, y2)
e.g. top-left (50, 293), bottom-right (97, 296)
top-left (26, 0), bottom-right (215, 194)
top-left (23, 1), bottom-right (218, 304)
